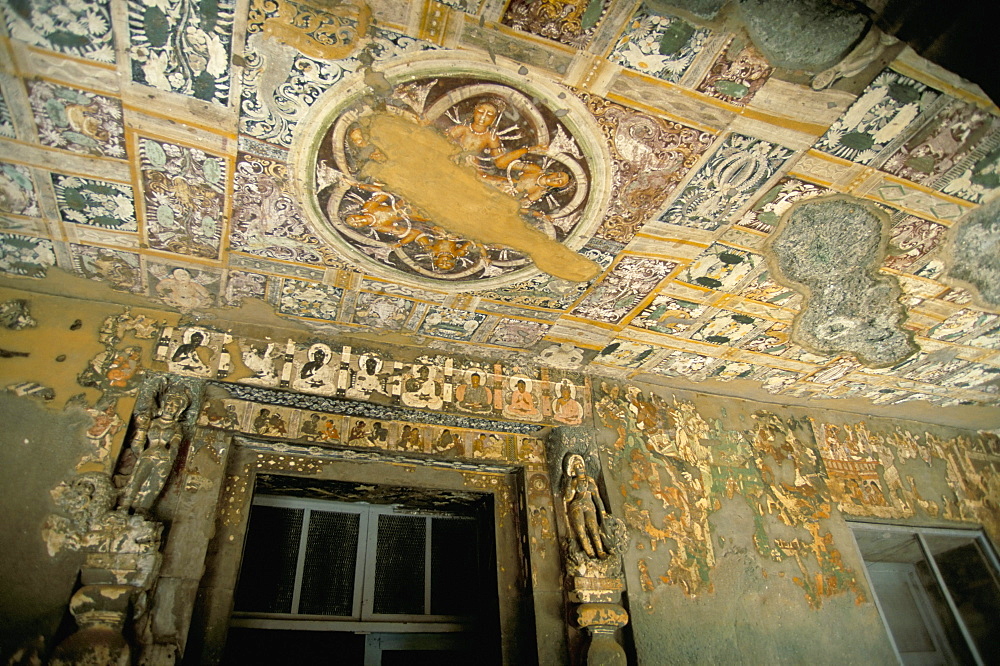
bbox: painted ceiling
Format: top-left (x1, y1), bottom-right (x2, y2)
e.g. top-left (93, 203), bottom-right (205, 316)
top-left (1, 0), bottom-right (999, 413)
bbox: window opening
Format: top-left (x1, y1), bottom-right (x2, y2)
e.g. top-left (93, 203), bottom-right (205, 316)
top-left (233, 495), bottom-right (486, 624)
top-left (849, 522), bottom-right (1000, 665)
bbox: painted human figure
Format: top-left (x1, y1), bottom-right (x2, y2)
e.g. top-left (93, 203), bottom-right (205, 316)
top-left (562, 453), bottom-right (608, 560)
top-left (344, 187), bottom-right (427, 246)
top-left (445, 100), bottom-right (504, 162)
top-left (294, 344), bottom-right (336, 393)
top-left (346, 354), bottom-right (385, 399)
top-left (488, 146), bottom-right (571, 206)
top-left (457, 372), bottom-right (492, 413)
top-left (119, 385), bottom-right (189, 515)
top-left (552, 382), bottom-right (583, 425)
top-left (156, 268), bottom-right (212, 310)
top-left (503, 378), bottom-right (541, 420)
top-left (401, 365), bottom-right (443, 410)
top-left (171, 330), bottom-right (211, 374)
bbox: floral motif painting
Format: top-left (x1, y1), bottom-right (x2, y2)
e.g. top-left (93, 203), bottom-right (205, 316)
top-left (276, 278), bottom-right (344, 321)
top-left (502, 0), bottom-right (610, 49)
top-left (0, 232), bottom-right (56, 277)
top-left (28, 81), bottom-right (125, 158)
top-left (127, 0), bottom-right (235, 103)
top-left (659, 133), bottom-right (794, 231)
top-left (609, 9), bottom-right (711, 83)
top-left (487, 318), bottom-right (551, 348)
top-left (572, 256), bottom-right (676, 324)
top-left (0, 89), bottom-right (15, 138)
top-left (0, 162), bottom-right (40, 218)
top-left (52, 174), bottom-right (137, 231)
top-left (815, 70), bottom-right (939, 165)
top-left (3, 0), bottom-right (115, 62)
top-left (139, 138), bottom-right (226, 258)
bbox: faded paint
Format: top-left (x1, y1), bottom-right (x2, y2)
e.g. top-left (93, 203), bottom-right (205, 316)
top-left (362, 113), bottom-right (601, 283)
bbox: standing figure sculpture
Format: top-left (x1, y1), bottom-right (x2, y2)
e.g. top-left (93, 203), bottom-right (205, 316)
top-left (119, 384), bottom-right (190, 515)
top-left (562, 453), bottom-right (608, 560)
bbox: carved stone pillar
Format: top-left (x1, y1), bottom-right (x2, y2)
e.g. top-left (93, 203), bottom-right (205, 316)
top-left (576, 603), bottom-right (629, 666)
top-left (49, 585), bottom-right (133, 666)
top-left (549, 427), bottom-right (630, 665)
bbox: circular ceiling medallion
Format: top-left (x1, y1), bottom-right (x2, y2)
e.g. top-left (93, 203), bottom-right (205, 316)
top-left (293, 53), bottom-right (611, 291)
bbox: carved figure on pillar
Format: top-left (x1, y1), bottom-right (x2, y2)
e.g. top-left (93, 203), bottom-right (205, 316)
top-left (118, 382), bottom-right (190, 515)
top-left (563, 453), bottom-right (609, 560)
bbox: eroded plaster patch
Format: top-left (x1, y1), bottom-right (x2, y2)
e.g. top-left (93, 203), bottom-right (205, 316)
top-left (768, 196), bottom-right (917, 367)
top-left (946, 196), bottom-right (1000, 308)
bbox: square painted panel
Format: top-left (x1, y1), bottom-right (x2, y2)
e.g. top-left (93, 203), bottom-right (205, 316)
top-left (4, 0), bottom-right (115, 62)
top-left (814, 70), bottom-right (940, 165)
top-left (28, 81), bottom-right (125, 158)
top-left (0, 232), bottom-right (56, 278)
top-left (52, 174), bottom-right (137, 231)
top-left (277, 278), bottom-right (344, 321)
top-left (70, 244), bottom-right (143, 292)
top-left (609, 8), bottom-right (710, 83)
top-left (127, 0), bottom-right (235, 103)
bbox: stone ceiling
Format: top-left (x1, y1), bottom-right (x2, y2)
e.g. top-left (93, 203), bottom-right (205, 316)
top-left (1, 0), bottom-right (999, 417)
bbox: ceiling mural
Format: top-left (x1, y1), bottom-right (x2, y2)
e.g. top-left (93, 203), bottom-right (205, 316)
top-left (1, 0), bottom-right (999, 412)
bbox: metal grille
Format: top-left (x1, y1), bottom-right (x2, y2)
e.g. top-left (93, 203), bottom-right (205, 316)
top-left (372, 514), bottom-right (426, 615)
top-left (431, 517), bottom-right (478, 616)
top-left (233, 505), bottom-right (303, 613)
top-left (298, 510), bottom-right (361, 616)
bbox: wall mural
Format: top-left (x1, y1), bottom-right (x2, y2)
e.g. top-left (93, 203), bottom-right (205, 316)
top-left (595, 382), bottom-right (1000, 610)
top-left (154, 324), bottom-right (592, 427)
top-left (1, 0), bottom-right (999, 413)
top-left (300, 63), bottom-right (608, 288)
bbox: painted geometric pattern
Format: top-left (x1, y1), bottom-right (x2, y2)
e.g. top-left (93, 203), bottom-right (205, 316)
top-left (27, 81), bottom-right (126, 158)
top-left (502, 0), bottom-right (610, 49)
top-left (52, 174), bottom-right (137, 231)
top-left (659, 133), bottom-right (794, 231)
top-left (609, 8), bottom-right (711, 84)
top-left (139, 137), bottom-right (227, 258)
top-left (240, 26), bottom-right (432, 147)
top-left (572, 255), bottom-right (676, 324)
top-left (277, 278), bottom-right (344, 321)
top-left (127, 0), bottom-right (235, 104)
top-left (0, 232), bottom-right (56, 277)
top-left (69, 244), bottom-right (144, 292)
top-left (0, 162), bottom-right (40, 218)
top-left (0, 87), bottom-right (14, 138)
top-left (3, 0), bottom-right (115, 63)
top-left (814, 70), bottom-right (940, 165)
